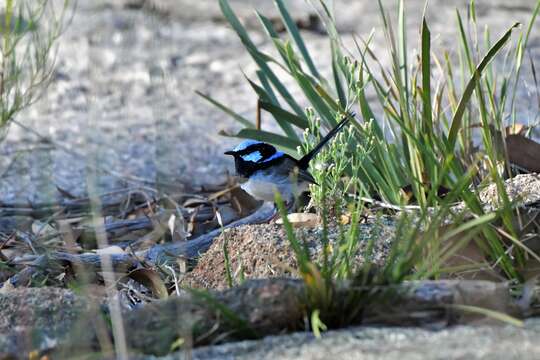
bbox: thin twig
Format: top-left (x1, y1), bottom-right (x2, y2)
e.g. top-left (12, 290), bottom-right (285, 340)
top-left (256, 99), bottom-right (261, 130)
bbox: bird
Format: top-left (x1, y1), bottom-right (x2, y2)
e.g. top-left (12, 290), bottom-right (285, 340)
top-left (225, 114), bottom-right (352, 210)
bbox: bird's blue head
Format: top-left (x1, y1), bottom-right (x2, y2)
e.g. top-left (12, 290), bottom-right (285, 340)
top-left (225, 140), bottom-right (286, 177)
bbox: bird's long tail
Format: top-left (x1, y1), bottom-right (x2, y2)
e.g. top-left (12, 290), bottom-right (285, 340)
top-left (297, 112), bottom-right (354, 169)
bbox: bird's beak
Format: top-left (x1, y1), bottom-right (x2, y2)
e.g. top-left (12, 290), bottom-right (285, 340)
top-left (224, 150), bottom-right (235, 156)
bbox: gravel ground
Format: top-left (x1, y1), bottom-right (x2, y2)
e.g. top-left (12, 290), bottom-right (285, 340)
top-left (0, 0), bottom-right (538, 203)
top-left (0, 287), bottom-right (91, 356)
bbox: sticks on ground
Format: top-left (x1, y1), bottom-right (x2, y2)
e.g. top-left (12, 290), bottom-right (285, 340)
top-left (7, 202), bottom-right (276, 287)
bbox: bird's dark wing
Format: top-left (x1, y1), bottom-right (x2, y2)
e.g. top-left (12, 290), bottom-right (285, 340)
top-left (267, 156), bottom-right (317, 185)
top-left (296, 167), bottom-right (317, 185)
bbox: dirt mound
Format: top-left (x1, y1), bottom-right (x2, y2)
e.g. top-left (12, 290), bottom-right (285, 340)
top-left (182, 219), bottom-right (394, 290)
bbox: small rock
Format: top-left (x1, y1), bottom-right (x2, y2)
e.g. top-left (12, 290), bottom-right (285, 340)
top-left (275, 213), bottom-right (320, 228)
top-left (95, 245), bottom-right (126, 255)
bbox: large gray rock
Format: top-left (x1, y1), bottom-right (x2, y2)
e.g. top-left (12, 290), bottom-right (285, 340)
top-left (160, 319), bottom-right (540, 360)
top-left (0, 287), bottom-right (92, 357)
top-left (1, 280), bottom-right (539, 359)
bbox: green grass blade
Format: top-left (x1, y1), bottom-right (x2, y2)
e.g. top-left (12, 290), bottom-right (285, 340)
top-left (196, 91), bottom-right (254, 128)
top-left (352, 34), bottom-right (382, 135)
top-left (257, 12), bottom-right (290, 66)
top-left (331, 41), bottom-right (347, 108)
top-left (187, 288), bottom-right (258, 338)
top-left (523, 1), bottom-right (540, 45)
top-left (397, 0), bottom-right (409, 108)
top-left (222, 234), bottom-right (233, 288)
top-left (243, 75), bottom-right (298, 139)
top-left (256, 12), bottom-right (280, 39)
top-left (256, 70), bottom-right (280, 105)
top-left (275, 192), bottom-right (311, 274)
top-left (469, 0), bottom-right (477, 22)
top-left (219, 128), bottom-right (302, 151)
top-left (421, 17), bottom-right (433, 138)
top-left (219, 0), bottom-right (305, 117)
top-left (260, 100), bottom-right (310, 129)
top-left (315, 83), bottom-right (343, 114)
top-left (219, 0), bottom-right (258, 53)
top-left (449, 304), bottom-right (523, 327)
top-left (274, 0), bottom-right (320, 79)
top-left (447, 22), bottom-right (520, 149)
top-left (283, 42), bottom-right (337, 127)
top-left (510, 0), bottom-right (540, 120)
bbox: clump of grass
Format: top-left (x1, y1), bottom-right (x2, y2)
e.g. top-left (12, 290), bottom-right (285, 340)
top-left (300, 108), bottom-right (364, 214)
top-left (274, 178), bottom-right (504, 332)
top-left (0, 0), bottom-right (72, 137)
top-left (202, 0), bottom-right (540, 282)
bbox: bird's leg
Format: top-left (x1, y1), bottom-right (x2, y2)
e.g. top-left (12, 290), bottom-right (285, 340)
top-left (269, 200), bottom-right (295, 223)
top-left (286, 200), bottom-right (296, 213)
top-left (268, 202), bottom-right (280, 222)
top-left (269, 205), bottom-right (280, 222)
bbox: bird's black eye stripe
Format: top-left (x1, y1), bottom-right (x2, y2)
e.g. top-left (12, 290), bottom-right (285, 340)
top-left (237, 143), bottom-right (276, 161)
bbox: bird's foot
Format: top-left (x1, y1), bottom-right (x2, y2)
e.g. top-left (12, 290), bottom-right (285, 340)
top-left (269, 201), bottom-right (295, 223)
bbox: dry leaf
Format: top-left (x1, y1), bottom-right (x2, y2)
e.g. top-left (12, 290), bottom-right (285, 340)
top-left (31, 220), bottom-right (56, 236)
top-left (340, 214), bottom-right (351, 225)
top-left (168, 214), bottom-right (177, 235)
top-left (0, 280), bottom-right (14, 293)
top-left (127, 268), bottom-right (168, 299)
top-left (183, 198), bottom-right (209, 208)
top-left (177, 258), bottom-right (188, 274)
top-left (487, 124), bottom-right (539, 172)
top-left (153, 209), bottom-right (190, 242)
top-left (506, 134), bottom-right (540, 172)
top-left (214, 205), bottom-right (237, 227)
top-left (436, 225), bottom-right (501, 281)
top-left (56, 219), bottom-right (83, 249)
top-left (505, 124), bottom-right (528, 136)
top-left (229, 186), bottom-right (261, 216)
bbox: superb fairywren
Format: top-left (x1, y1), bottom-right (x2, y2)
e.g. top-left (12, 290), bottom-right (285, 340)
top-left (225, 114), bottom-right (352, 209)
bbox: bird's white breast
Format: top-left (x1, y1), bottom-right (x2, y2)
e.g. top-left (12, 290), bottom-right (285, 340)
top-left (240, 171), bottom-right (309, 203)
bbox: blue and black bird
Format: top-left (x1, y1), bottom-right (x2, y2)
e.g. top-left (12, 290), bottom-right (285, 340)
top-left (225, 114), bottom-right (352, 208)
